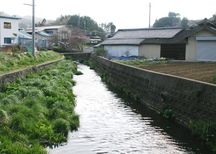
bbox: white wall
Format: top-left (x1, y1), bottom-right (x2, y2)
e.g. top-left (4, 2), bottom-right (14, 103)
top-left (104, 45), bottom-right (139, 57)
top-left (0, 17), bottom-right (19, 46)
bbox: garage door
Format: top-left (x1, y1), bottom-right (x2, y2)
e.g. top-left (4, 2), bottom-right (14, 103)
top-left (196, 37), bottom-right (216, 61)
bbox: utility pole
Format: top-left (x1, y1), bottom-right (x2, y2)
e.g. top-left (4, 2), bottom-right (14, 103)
top-left (149, 2), bottom-right (151, 28)
top-left (32, 0), bottom-right (35, 56)
top-left (24, 0), bottom-right (35, 56)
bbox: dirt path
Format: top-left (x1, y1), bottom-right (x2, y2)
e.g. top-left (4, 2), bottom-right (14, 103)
top-left (138, 62), bottom-right (216, 84)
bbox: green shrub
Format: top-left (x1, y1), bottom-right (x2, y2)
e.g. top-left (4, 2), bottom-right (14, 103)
top-left (94, 47), bottom-right (107, 56)
top-left (189, 121), bottom-right (216, 142)
top-left (1, 95), bottom-right (20, 105)
top-left (69, 114), bottom-right (79, 131)
top-left (157, 107), bottom-right (174, 119)
top-left (74, 70), bottom-right (83, 75)
top-left (10, 112), bottom-right (26, 131)
top-left (0, 109), bottom-right (9, 124)
top-left (52, 118), bottom-right (69, 136)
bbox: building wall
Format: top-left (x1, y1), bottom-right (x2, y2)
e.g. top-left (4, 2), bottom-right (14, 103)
top-left (0, 18), bottom-right (19, 46)
top-left (93, 56), bottom-right (216, 127)
top-left (104, 45), bottom-right (139, 57)
top-left (139, 44), bottom-right (161, 59)
top-left (35, 34), bottom-right (51, 48)
top-left (186, 30), bottom-right (216, 61)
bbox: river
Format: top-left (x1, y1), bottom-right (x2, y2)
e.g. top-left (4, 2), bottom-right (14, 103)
top-left (49, 64), bottom-right (212, 154)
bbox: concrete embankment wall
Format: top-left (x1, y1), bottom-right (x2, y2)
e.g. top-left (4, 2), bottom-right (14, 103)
top-left (93, 56), bottom-right (216, 126)
top-left (0, 57), bottom-right (64, 89)
top-left (63, 52), bottom-right (91, 61)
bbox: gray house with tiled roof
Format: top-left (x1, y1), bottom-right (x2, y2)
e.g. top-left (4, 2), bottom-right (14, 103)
top-left (100, 19), bottom-right (216, 61)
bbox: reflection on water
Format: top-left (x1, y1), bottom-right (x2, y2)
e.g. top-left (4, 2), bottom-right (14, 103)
top-left (49, 64), bottom-right (212, 154)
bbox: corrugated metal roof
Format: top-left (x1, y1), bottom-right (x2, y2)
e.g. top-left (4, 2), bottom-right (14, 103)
top-left (0, 15), bottom-right (21, 20)
top-left (18, 30), bottom-right (32, 39)
top-left (26, 25), bottom-right (66, 32)
top-left (101, 38), bottom-right (143, 45)
top-left (113, 28), bottom-right (182, 39)
top-left (37, 31), bottom-right (53, 37)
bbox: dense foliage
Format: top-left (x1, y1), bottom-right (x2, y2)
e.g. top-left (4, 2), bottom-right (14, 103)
top-left (189, 121), bottom-right (216, 152)
top-left (49, 15), bottom-right (115, 39)
top-left (153, 11), bottom-right (189, 28)
top-left (153, 12), bottom-right (181, 27)
top-left (0, 59), bottom-right (79, 153)
top-left (93, 48), bottom-right (108, 56)
top-left (0, 51), bottom-right (62, 74)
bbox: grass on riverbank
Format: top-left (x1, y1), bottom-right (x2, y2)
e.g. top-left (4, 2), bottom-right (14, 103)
top-left (111, 57), bottom-right (169, 67)
top-left (0, 54), bottom-right (79, 153)
top-left (0, 51), bottom-right (62, 74)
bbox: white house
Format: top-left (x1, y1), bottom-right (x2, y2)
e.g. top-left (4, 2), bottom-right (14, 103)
top-left (0, 15), bottom-right (21, 47)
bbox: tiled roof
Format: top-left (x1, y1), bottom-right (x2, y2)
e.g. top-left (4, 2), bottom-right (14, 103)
top-left (101, 38), bottom-right (144, 45)
top-left (141, 25), bottom-right (216, 44)
top-left (112, 28), bottom-right (182, 39)
top-left (100, 27), bottom-right (183, 45)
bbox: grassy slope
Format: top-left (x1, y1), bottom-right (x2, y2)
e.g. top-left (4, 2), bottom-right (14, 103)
top-left (0, 51), bottom-right (79, 153)
top-left (0, 51), bottom-right (62, 74)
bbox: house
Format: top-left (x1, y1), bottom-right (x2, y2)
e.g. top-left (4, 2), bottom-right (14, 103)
top-left (26, 25), bottom-right (73, 48)
top-left (89, 35), bottom-right (102, 44)
top-left (86, 32), bottom-right (102, 45)
top-left (0, 15), bottom-right (21, 47)
top-left (17, 29), bottom-right (33, 51)
top-left (100, 19), bottom-right (216, 61)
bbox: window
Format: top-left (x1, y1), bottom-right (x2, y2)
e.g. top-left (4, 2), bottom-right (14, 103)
top-left (4, 22), bottom-right (11, 29)
top-left (4, 37), bottom-right (11, 44)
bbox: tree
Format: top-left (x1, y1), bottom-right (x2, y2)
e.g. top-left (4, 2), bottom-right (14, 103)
top-left (68, 35), bottom-right (87, 51)
top-left (99, 22), bottom-right (116, 34)
top-left (35, 18), bottom-right (46, 26)
top-left (52, 15), bottom-right (71, 25)
top-left (68, 15), bottom-right (80, 28)
top-left (50, 14), bottom-right (115, 39)
top-left (67, 27), bottom-right (87, 51)
top-left (153, 12), bottom-right (181, 27)
top-left (181, 17), bottom-right (189, 29)
top-left (168, 12), bottom-right (180, 18)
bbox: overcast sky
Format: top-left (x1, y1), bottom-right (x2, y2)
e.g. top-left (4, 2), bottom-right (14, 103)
top-left (1, 0), bottom-right (216, 29)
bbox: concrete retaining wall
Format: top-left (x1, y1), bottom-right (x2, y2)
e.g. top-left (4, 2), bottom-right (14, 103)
top-left (93, 56), bottom-right (216, 126)
top-left (63, 52), bottom-right (91, 61)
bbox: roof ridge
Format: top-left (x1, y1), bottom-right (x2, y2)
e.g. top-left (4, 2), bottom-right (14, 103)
top-left (118, 27), bottom-right (183, 31)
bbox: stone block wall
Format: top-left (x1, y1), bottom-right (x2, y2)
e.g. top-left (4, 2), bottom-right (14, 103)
top-left (93, 56), bottom-right (216, 127)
